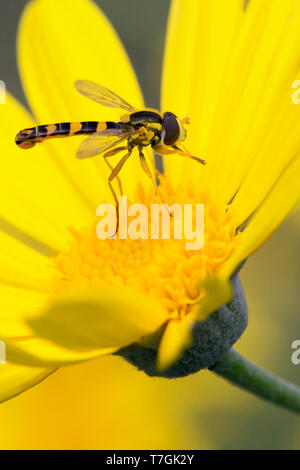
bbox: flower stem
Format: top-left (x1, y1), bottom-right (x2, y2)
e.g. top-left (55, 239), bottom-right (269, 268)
top-left (211, 349), bottom-right (300, 414)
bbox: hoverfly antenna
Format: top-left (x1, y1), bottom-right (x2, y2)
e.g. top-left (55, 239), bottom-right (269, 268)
top-left (182, 117), bottom-right (191, 125)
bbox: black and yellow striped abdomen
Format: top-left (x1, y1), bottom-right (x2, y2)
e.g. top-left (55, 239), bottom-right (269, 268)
top-left (15, 121), bottom-right (121, 149)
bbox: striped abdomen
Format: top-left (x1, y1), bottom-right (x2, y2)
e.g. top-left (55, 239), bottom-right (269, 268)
top-left (15, 121), bottom-right (120, 149)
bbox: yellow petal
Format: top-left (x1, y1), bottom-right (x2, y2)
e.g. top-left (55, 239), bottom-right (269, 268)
top-left (29, 288), bottom-right (168, 350)
top-left (0, 93), bottom-right (92, 252)
top-left (0, 231), bottom-right (52, 292)
top-left (5, 337), bottom-right (115, 367)
top-left (0, 285), bottom-right (49, 337)
top-left (157, 276), bottom-right (232, 371)
top-left (227, 0), bottom-right (300, 224)
top-left (6, 287), bottom-right (168, 366)
top-left (0, 285), bottom-right (106, 367)
top-left (157, 316), bottom-right (193, 371)
top-left (202, 0), bottom-right (300, 197)
top-left (0, 362), bottom-right (55, 403)
top-left (163, 0), bottom-right (300, 220)
top-left (222, 155), bottom-right (300, 278)
top-left (230, 64), bottom-right (300, 225)
top-left (162, 0), bottom-right (244, 185)
top-left (18, 0), bottom-right (150, 203)
top-left (195, 276), bottom-right (233, 321)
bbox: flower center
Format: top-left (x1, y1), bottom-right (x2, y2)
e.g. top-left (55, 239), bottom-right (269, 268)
top-left (52, 178), bottom-right (240, 318)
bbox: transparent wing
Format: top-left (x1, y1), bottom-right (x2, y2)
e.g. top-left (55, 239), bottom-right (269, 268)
top-left (76, 127), bottom-right (135, 159)
top-left (75, 80), bottom-right (136, 112)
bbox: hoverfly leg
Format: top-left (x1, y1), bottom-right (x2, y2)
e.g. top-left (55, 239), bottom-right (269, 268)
top-left (148, 153), bottom-right (164, 179)
top-left (173, 144), bottom-right (206, 165)
top-left (104, 146), bottom-right (128, 157)
top-left (103, 146), bottom-right (127, 196)
top-left (107, 149), bottom-right (132, 235)
top-left (138, 148), bottom-right (172, 218)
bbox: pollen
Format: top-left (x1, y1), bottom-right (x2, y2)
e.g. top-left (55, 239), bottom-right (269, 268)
top-left (52, 178), bottom-right (240, 319)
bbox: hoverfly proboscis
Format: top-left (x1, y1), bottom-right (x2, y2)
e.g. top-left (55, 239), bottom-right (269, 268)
top-left (15, 80), bottom-right (206, 229)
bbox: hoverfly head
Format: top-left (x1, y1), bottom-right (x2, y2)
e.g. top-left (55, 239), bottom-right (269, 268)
top-left (161, 111), bottom-right (188, 146)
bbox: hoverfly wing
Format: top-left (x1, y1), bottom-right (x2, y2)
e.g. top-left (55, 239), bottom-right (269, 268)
top-left (75, 80), bottom-right (136, 112)
top-left (76, 127), bottom-right (135, 159)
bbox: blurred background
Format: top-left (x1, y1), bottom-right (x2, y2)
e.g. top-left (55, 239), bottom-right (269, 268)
top-left (0, 0), bottom-right (299, 450)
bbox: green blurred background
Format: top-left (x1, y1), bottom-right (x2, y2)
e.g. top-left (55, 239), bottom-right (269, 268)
top-left (0, 0), bottom-right (299, 450)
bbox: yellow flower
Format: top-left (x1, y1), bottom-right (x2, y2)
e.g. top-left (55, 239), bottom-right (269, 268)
top-left (0, 0), bottom-right (300, 402)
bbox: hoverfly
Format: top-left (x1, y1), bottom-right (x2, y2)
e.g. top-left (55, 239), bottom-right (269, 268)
top-left (15, 80), bottom-right (205, 226)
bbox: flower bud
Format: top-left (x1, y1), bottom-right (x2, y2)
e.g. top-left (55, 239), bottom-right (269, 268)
top-left (116, 272), bottom-right (248, 378)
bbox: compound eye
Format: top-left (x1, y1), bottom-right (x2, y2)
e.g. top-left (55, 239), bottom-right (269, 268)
top-left (162, 112), bottom-right (180, 145)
